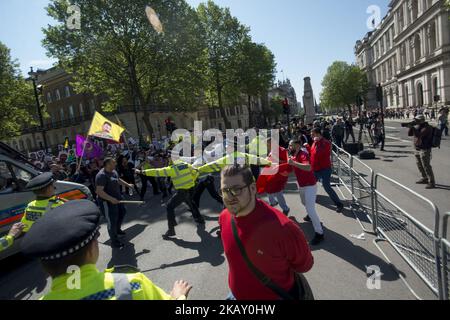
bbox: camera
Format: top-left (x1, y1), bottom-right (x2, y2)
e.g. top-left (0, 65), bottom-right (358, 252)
top-left (401, 120), bottom-right (418, 128)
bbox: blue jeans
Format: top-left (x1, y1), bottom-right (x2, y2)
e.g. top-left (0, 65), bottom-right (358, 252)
top-left (314, 168), bottom-right (343, 207)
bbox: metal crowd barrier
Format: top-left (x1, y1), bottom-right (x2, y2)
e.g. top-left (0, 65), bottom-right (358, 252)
top-left (330, 143), bottom-right (447, 300)
top-left (442, 213), bottom-right (450, 300)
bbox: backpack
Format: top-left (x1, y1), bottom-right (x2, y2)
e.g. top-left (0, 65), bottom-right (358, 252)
top-left (431, 126), bottom-right (442, 148)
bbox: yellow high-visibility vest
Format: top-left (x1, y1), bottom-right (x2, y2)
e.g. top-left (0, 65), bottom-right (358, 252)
top-left (21, 196), bottom-right (66, 232)
top-left (142, 161), bottom-right (199, 190)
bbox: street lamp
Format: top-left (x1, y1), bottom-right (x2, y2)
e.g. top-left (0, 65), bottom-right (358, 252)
top-left (28, 67), bottom-right (48, 151)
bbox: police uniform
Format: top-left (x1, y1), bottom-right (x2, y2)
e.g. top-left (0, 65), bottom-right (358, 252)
top-left (197, 151), bottom-right (272, 175)
top-left (21, 200), bottom-right (182, 300)
top-left (21, 172), bottom-right (66, 232)
top-left (141, 160), bottom-right (204, 238)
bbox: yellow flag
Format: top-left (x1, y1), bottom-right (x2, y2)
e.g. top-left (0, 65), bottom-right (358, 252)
top-left (88, 112), bottom-right (125, 142)
top-left (63, 137), bottom-right (69, 149)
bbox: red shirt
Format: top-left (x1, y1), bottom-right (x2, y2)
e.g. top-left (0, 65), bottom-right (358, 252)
top-left (310, 138), bottom-right (332, 172)
top-left (291, 150), bottom-right (317, 187)
top-left (219, 199), bottom-right (314, 300)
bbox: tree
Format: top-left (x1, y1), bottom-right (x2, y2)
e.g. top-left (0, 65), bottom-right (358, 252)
top-left (236, 40), bottom-right (276, 127)
top-left (43, 0), bottom-right (207, 136)
top-left (197, 0), bottom-right (251, 129)
top-left (320, 61), bottom-right (368, 115)
top-left (0, 42), bottom-right (35, 140)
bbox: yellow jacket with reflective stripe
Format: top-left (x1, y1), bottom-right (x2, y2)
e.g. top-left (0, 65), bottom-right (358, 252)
top-left (0, 235), bottom-right (13, 252)
top-left (198, 152), bottom-right (272, 175)
top-left (41, 264), bottom-right (176, 300)
top-left (142, 161), bottom-right (198, 190)
top-left (21, 196), bottom-right (67, 232)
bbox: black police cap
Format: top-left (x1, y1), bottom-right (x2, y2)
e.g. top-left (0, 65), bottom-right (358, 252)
top-left (21, 200), bottom-right (101, 260)
top-left (26, 172), bottom-right (55, 191)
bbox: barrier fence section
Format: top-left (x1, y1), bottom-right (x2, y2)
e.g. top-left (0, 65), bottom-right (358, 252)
top-left (331, 144), bottom-right (447, 300)
top-left (442, 213), bottom-right (450, 300)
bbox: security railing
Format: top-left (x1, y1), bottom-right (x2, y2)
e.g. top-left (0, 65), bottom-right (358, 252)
top-left (331, 143), bottom-right (448, 300)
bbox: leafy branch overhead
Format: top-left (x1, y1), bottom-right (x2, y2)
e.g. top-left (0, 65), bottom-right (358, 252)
top-left (0, 42), bottom-right (35, 140)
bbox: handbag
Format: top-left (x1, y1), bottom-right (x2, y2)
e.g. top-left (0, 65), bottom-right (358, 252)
top-left (231, 217), bottom-right (314, 300)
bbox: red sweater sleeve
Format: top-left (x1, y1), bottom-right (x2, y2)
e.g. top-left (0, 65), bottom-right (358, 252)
top-left (279, 221), bottom-right (314, 273)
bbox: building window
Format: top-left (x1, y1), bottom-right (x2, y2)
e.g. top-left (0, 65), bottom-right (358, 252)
top-left (60, 108), bottom-right (65, 121)
top-left (69, 105), bottom-right (74, 119)
top-left (412, 0), bottom-right (419, 21)
top-left (47, 92), bottom-right (52, 103)
top-left (429, 22), bottom-right (437, 52)
top-left (432, 77), bottom-right (439, 100)
top-left (79, 103), bottom-right (84, 116)
top-left (414, 33), bottom-right (421, 62)
top-left (55, 89), bottom-right (61, 100)
top-left (64, 86), bottom-right (71, 98)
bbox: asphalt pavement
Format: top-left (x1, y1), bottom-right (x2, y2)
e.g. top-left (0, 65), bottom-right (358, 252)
top-left (0, 169), bottom-right (439, 300)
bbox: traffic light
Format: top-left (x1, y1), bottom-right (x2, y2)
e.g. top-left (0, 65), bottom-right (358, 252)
top-left (282, 98), bottom-right (290, 115)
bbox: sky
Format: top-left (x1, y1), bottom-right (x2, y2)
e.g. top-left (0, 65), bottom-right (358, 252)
top-left (0, 0), bottom-right (390, 101)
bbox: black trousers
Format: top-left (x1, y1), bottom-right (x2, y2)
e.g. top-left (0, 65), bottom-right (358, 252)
top-left (167, 188), bottom-right (202, 230)
top-left (140, 176), bottom-right (165, 199)
top-left (101, 201), bottom-right (127, 245)
top-left (193, 176), bottom-right (223, 208)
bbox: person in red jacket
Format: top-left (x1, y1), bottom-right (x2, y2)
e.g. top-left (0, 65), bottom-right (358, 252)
top-left (263, 137), bottom-right (291, 215)
top-left (288, 139), bottom-right (324, 245)
top-left (309, 128), bottom-right (344, 212)
top-left (219, 164), bottom-right (314, 300)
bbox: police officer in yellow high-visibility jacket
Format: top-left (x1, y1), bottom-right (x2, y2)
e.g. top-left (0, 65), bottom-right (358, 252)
top-left (248, 134), bottom-right (269, 180)
top-left (135, 160), bottom-right (205, 239)
top-left (21, 172), bottom-right (66, 233)
top-left (21, 200), bottom-right (193, 300)
top-left (0, 223), bottom-right (25, 253)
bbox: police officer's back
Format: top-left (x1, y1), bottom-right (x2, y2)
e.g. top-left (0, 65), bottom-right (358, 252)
top-left (21, 172), bottom-right (66, 232)
top-left (21, 200), bottom-right (193, 300)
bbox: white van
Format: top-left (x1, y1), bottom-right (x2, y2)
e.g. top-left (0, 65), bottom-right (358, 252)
top-left (0, 142), bottom-right (92, 260)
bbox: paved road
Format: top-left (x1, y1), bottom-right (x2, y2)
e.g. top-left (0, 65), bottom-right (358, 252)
top-left (0, 173), bottom-right (437, 300)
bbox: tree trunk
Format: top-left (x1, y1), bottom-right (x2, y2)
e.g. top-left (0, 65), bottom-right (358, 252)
top-left (215, 64), bottom-right (231, 129)
top-left (247, 95), bottom-right (254, 128)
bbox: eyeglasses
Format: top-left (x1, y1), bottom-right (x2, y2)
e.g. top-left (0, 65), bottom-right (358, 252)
top-left (219, 184), bottom-right (251, 197)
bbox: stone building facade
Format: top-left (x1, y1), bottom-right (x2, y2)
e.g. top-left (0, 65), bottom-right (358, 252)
top-left (355, 0), bottom-right (450, 110)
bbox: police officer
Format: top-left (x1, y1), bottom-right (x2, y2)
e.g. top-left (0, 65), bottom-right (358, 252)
top-left (0, 223), bottom-right (25, 252)
top-left (21, 172), bottom-right (67, 232)
top-left (21, 200), bottom-right (193, 300)
top-left (136, 160), bottom-right (204, 239)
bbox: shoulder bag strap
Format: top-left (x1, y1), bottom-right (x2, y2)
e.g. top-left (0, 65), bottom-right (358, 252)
top-left (231, 217), bottom-right (294, 300)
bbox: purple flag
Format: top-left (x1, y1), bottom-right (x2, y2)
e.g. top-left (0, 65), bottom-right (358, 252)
top-left (76, 135), bottom-right (103, 159)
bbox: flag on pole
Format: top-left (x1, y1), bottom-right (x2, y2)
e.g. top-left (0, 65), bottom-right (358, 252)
top-left (88, 112), bottom-right (125, 143)
top-left (64, 137), bottom-right (69, 149)
top-left (76, 135), bottom-right (103, 159)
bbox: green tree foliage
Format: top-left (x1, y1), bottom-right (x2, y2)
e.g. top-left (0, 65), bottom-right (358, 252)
top-left (197, 1), bottom-right (251, 128)
top-left (43, 0), bottom-right (207, 136)
top-left (320, 61), bottom-right (368, 114)
top-left (0, 42), bottom-right (35, 140)
top-left (236, 40), bottom-right (276, 127)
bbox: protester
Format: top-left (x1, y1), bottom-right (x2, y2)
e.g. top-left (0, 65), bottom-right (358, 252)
top-left (309, 128), bottom-right (344, 213)
top-left (288, 139), bottom-right (324, 245)
top-left (218, 164), bottom-right (314, 300)
top-left (95, 157), bottom-right (134, 249)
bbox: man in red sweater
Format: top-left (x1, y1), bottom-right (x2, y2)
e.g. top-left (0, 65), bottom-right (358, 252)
top-left (309, 128), bottom-right (344, 212)
top-left (218, 165), bottom-right (314, 300)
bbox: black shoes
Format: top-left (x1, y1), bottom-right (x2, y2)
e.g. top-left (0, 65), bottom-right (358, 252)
top-left (303, 216), bottom-right (311, 222)
top-left (118, 230), bottom-right (126, 236)
top-left (416, 179), bottom-right (429, 185)
top-left (283, 208), bottom-right (291, 216)
top-left (111, 241), bottom-right (125, 249)
top-left (162, 229), bottom-right (176, 240)
top-left (425, 183), bottom-right (436, 189)
top-left (270, 201), bottom-right (279, 207)
top-left (310, 233), bottom-right (325, 246)
top-left (336, 204), bottom-right (344, 213)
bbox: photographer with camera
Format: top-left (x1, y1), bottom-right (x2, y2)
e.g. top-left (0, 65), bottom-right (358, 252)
top-left (405, 115), bottom-right (435, 189)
